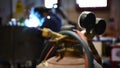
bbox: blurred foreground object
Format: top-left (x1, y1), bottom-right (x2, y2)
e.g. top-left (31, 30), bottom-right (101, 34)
top-left (36, 11), bottom-right (106, 68)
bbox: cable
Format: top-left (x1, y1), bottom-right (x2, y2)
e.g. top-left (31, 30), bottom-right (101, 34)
top-left (37, 29), bottom-right (94, 68)
top-left (59, 30), bottom-right (94, 68)
top-left (37, 43), bottom-right (49, 64)
top-left (37, 43), bottom-right (55, 64)
top-left (44, 46), bottom-right (55, 61)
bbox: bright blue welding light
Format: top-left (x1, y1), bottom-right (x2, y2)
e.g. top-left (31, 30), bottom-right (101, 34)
top-left (24, 7), bottom-right (45, 27)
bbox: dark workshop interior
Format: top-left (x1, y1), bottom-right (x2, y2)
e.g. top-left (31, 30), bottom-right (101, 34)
top-left (0, 0), bottom-right (120, 68)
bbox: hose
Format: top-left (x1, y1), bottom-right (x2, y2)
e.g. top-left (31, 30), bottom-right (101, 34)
top-left (59, 30), bottom-right (94, 68)
top-left (37, 43), bottom-right (56, 64)
top-left (37, 28), bottom-right (94, 68)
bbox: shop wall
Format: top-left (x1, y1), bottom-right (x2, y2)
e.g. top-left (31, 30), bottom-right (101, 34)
top-left (0, 0), bottom-right (12, 25)
top-left (61, 0), bottom-right (110, 25)
top-left (0, 0), bottom-right (44, 25)
top-left (110, 0), bottom-right (120, 37)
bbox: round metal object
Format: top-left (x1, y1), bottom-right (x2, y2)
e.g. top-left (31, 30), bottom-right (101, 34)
top-left (78, 11), bottom-right (96, 29)
top-left (94, 18), bottom-right (106, 35)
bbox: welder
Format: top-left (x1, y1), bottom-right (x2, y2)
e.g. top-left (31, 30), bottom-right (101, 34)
top-left (33, 7), bottom-right (62, 64)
